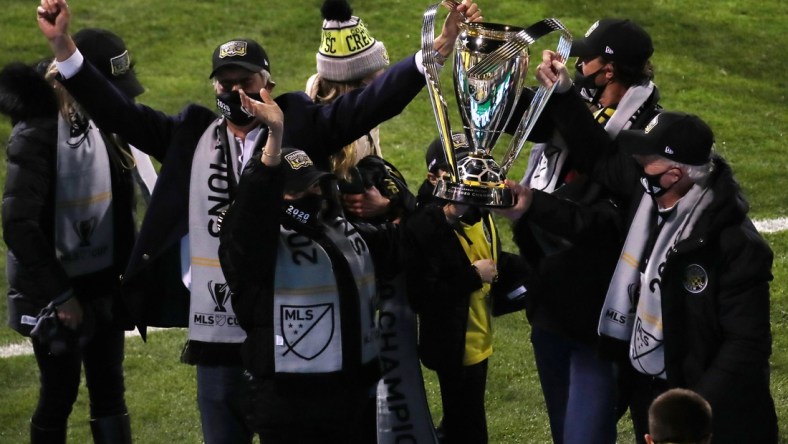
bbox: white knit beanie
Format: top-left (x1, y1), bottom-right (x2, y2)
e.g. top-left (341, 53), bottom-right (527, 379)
top-left (316, 0), bottom-right (389, 82)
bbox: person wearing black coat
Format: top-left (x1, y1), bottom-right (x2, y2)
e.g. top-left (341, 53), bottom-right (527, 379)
top-left (217, 87), bottom-right (399, 442)
top-left (502, 18), bottom-right (662, 444)
top-left (404, 138), bottom-right (530, 444)
top-left (500, 50), bottom-right (778, 443)
top-left (0, 28), bottom-right (148, 444)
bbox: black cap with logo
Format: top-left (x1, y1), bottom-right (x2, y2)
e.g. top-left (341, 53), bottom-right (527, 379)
top-left (74, 28), bottom-right (144, 98)
top-left (281, 148), bottom-right (333, 193)
top-left (570, 19), bottom-right (654, 66)
top-left (210, 39), bottom-right (271, 78)
top-left (617, 112), bottom-right (714, 166)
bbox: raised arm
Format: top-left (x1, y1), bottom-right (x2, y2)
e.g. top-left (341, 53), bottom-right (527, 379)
top-left (37, 0), bottom-right (77, 62)
top-left (433, 0), bottom-right (483, 58)
top-left (534, 50), bottom-right (642, 202)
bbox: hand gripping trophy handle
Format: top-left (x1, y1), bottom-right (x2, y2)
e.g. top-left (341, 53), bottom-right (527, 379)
top-left (421, 3), bottom-right (572, 207)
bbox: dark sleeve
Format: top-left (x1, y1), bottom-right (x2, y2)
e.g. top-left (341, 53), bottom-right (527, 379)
top-left (516, 189), bottom-right (623, 243)
top-left (402, 206), bottom-right (482, 313)
top-left (543, 91), bottom-right (641, 202)
top-left (694, 225), bottom-right (774, 403)
top-left (2, 120), bottom-right (72, 302)
top-left (279, 54), bottom-right (425, 156)
top-left (218, 156), bottom-right (284, 330)
top-left (59, 61), bottom-right (206, 162)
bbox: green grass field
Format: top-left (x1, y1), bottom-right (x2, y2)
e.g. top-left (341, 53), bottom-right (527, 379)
top-left (0, 0), bottom-right (785, 442)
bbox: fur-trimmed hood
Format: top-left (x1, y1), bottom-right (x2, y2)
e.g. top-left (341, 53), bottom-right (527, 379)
top-left (0, 61), bottom-right (58, 124)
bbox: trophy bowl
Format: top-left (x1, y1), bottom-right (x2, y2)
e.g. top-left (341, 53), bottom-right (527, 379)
top-left (421, 3), bottom-right (571, 207)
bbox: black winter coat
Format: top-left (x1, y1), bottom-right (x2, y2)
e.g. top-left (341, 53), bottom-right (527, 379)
top-left (217, 157), bottom-right (400, 429)
top-left (533, 89), bottom-right (778, 444)
top-left (507, 85), bottom-right (661, 345)
top-left (0, 63), bottom-right (136, 335)
top-left (403, 197), bottom-right (518, 372)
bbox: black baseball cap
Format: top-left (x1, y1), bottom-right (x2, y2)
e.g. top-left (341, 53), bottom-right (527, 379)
top-left (281, 148), bottom-right (333, 192)
top-left (570, 19), bottom-right (653, 66)
top-left (74, 28), bottom-right (144, 98)
top-left (617, 112), bottom-right (714, 166)
top-left (210, 39), bottom-right (271, 78)
top-left (426, 134), bottom-right (470, 173)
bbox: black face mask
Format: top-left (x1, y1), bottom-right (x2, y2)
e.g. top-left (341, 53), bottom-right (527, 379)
top-left (282, 193), bottom-right (324, 227)
top-left (640, 171), bottom-right (672, 197)
top-left (215, 90), bottom-right (261, 127)
top-left (574, 59), bottom-right (605, 103)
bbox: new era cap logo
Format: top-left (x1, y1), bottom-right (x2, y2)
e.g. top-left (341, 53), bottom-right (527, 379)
top-left (664, 146), bottom-right (674, 155)
top-left (605, 46), bottom-right (614, 55)
top-left (219, 41), bottom-right (247, 58)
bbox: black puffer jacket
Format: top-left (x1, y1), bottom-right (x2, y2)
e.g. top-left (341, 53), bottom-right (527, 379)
top-left (0, 62), bottom-right (136, 335)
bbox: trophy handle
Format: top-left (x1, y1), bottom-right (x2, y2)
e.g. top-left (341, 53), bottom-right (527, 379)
top-left (498, 19), bottom-right (572, 177)
top-left (422, 1), bottom-right (461, 180)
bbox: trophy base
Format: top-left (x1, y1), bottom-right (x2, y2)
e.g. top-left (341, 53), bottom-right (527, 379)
top-left (434, 180), bottom-right (515, 208)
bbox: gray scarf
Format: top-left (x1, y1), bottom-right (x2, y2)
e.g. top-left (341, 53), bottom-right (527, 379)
top-left (599, 185), bottom-right (713, 379)
top-left (187, 119), bottom-right (246, 344)
top-left (54, 115), bottom-right (114, 277)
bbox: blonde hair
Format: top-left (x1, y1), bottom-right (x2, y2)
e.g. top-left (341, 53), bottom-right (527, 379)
top-left (307, 73), bottom-right (381, 180)
top-left (45, 61), bottom-right (81, 123)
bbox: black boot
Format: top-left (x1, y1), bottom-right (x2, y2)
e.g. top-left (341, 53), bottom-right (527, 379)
top-left (30, 421), bottom-right (66, 444)
top-left (89, 414), bottom-right (132, 444)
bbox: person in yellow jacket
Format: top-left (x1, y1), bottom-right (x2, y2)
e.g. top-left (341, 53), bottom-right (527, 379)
top-left (403, 137), bottom-right (529, 444)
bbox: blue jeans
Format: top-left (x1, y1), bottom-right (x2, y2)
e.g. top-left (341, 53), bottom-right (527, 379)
top-left (531, 327), bottom-right (617, 444)
top-left (196, 365), bottom-right (253, 444)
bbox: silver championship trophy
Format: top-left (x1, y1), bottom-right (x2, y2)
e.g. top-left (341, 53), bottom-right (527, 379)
top-left (422, 1), bottom-right (571, 207)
